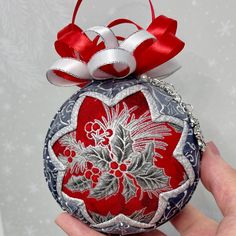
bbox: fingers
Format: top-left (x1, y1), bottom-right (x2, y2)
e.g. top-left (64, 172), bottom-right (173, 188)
top-left (133, 229), bottom-right (167, 236)
top-left (55, 212), bottom-right (104, 236)
top-left (142, 232), bottom-right (166, 236)
top-left (201, 142), bottom-right (236, 217)
top-left (171, 204), bottom-right (217, 235)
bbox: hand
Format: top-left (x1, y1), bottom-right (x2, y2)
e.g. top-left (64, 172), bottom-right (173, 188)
top-left (55, 142), bottom-right (236, 236)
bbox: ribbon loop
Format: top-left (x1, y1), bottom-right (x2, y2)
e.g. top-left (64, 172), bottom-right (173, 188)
top-left (147, 15), bottom-right (178, 37)
top-left (120, 30), bottom-right (156, 53)
top-left (47, 58), bottom-right (91, 86)
top-left (88, 49), bottom-right (136, 80)
top-left (85, 26), bottom-right (119, 49)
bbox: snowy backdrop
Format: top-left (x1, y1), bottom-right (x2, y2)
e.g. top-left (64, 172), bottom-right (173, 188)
top-left (0, 0), bottom-right (235, 235)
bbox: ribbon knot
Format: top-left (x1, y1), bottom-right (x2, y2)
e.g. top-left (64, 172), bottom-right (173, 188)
top-left (47, 0), bottom-right (185, 87)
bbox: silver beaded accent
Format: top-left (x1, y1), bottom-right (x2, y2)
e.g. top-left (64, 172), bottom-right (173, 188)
top-left (139, 73), bottom-right (148, 81)
top-left (145, 78), bottom-right (206, 152)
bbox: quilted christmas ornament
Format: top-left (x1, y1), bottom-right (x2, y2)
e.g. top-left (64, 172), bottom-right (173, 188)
top-left (43, 1), bottom-right (205, 235)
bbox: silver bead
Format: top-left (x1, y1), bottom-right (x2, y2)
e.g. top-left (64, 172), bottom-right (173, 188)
top-left (139, 74), bottom-right (148, 81)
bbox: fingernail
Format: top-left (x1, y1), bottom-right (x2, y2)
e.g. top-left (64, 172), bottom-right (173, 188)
top-left (208, 141), bottom-right (221, 156)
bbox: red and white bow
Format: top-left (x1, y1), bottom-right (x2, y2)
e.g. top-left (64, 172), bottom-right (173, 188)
top-left (46, 0), bottom-right (185, 87)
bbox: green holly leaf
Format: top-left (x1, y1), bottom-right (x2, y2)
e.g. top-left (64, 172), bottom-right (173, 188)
top-left (111, 124), bottom-right (133, 163)
top-left (126, 142), bottom-right (168, 195)
top-left (66, 176), bottom-right (92, 192)
top-left (90, 212), bottom-right (114, 224)
top-left (122, 175), bottom-right (137, 203)
top-left (80, 146), bottom-right (111, 170)
top-left (127, 152), bottom-right (142, 171)
top-left (139, 211), bottom-right (155, 223)
top-left (170, 123), bottom-right (183, 133)
top-left (127, 143), bottom-right (155, 174)
top-left (143, 143), bottom-right (155, 163)
top-left (136, 167), bottom-right (169, 191)
top-left (89, 173), bottom-right (118, 200)
top-left (129, 208), bottom-right (155, 223)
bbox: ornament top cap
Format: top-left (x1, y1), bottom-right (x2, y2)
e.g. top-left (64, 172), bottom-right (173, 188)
top-left (46, 0), bottom-right (185, 87)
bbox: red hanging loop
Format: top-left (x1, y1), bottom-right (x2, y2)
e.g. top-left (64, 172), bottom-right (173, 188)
top-left (107, 18), bottom-right (142, 30)
top-left (149, 0), bottom-right (156, 21)
top-left (71, 0), bottom-right (156, 25)
top-left (72, 0), bottom-right (83, 25)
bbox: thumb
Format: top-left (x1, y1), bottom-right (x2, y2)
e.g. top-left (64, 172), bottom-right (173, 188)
top-left (201, 142), bottom-right (236, 217)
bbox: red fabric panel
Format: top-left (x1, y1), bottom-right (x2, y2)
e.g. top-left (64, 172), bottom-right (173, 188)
top-left (53, 92), bottom-right (185, 218)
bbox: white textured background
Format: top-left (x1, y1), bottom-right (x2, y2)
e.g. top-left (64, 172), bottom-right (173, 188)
top-left (0, 0), bottom-right (235, 235)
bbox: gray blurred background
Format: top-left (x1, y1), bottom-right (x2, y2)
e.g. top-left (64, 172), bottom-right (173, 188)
top-left (0, 0), bottom-right (235, 235)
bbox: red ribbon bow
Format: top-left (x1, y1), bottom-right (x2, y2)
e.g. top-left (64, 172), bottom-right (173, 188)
top-left (49, 0), bottom-right (185, 87)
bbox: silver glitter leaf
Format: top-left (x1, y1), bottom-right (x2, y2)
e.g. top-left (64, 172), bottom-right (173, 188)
top-left (80, 146), bottom-right (111, 170)
top-left (66, 176), bottom-right (92, 193)
top-left (143, 143), bottom-right (155, 163)
top-left (130, 208), bottom-right (155, 223)
top-left (69, 157), bottom-right (87, 175)
top-left (89, 173), bottom-right (118, 200)
top-left (136, 167), bottom-right (169, 191)
top-left (128, 143), bottom-right (154, 174)
top-left (122, 175), bottom-right (137, 202)
top-left (111, 124), bottom-right (133, 163)
top-left (59, 132), bottom-right (84, 152)
top-left (129, 208), bottom-right (146, 221)
top-left (127, 152), bottom-right (144, 172)
top-left (90, 212), bottom-right (114, 224)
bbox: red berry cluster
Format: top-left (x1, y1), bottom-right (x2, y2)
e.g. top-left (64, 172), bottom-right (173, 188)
top-left (84, 162), bottom-right (102, 184)
top-left (85, 121), bottom-right (113, 146)
top-left (64, 149), bottom-right (76, 163)
top-left (109, 161), bottom-right (128, 178)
